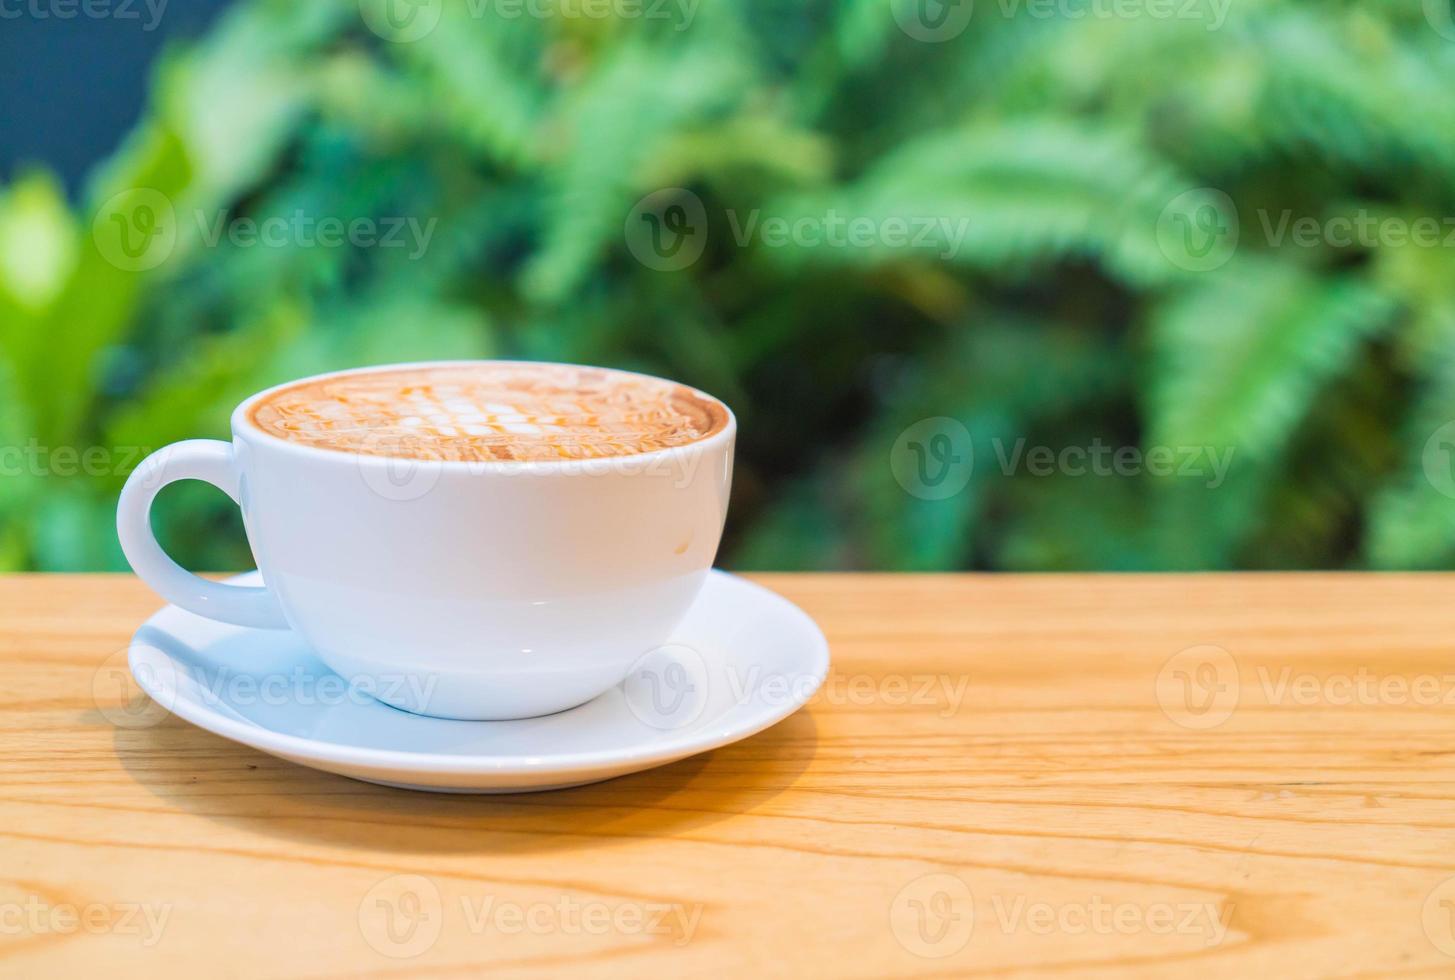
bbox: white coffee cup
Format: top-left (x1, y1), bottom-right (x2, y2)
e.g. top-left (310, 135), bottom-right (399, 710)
top-left (116, 361), bottom-right (736, 720)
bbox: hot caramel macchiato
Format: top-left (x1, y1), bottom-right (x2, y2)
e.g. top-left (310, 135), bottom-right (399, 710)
top-left (246, 362), bottom-right (729, 462)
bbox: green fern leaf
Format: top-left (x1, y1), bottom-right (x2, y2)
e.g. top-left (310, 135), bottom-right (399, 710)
top-left (1146, 260), bottom-right (1396, 457)
top-left (522, 40), bottom-right (746, 301)
top-left (1368, 350), bottom-right (1455, 568)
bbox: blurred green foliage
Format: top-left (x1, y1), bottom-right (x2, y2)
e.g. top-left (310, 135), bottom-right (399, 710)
top-left (2, 0), bottom-right (1455, 572)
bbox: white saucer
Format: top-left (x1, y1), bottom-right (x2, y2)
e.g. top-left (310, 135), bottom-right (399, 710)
top-left (127, 571), bottom-right (829, 793)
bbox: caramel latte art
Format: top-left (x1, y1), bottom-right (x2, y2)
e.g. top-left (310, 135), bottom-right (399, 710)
top-left (247, 362), bottom-right (729, 462)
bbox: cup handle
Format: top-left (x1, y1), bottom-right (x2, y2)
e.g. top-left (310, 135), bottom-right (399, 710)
top-left (117, 439), bottom-right (290, 629)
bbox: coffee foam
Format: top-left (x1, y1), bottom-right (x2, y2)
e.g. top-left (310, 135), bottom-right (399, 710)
top-left (246, 363), bottom-right (729, 462)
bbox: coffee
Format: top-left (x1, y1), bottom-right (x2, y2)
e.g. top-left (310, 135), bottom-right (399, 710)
top-left (246, 362), bottom-right (729, 462)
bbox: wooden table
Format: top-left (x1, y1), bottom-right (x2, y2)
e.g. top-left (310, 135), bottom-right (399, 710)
top-left (5, 573), bottom-right (1455, 977)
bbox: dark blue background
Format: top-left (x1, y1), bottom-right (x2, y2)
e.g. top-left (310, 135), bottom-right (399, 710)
top-left (1, 0), bottom-right (234, 197)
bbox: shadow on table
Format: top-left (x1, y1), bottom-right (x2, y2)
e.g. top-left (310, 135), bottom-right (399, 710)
top-left (109, 709), bottom-right (820, 854)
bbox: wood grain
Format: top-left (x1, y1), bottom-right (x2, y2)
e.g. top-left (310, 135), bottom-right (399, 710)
top-left (4, 573), bottom-right (1455, 977)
